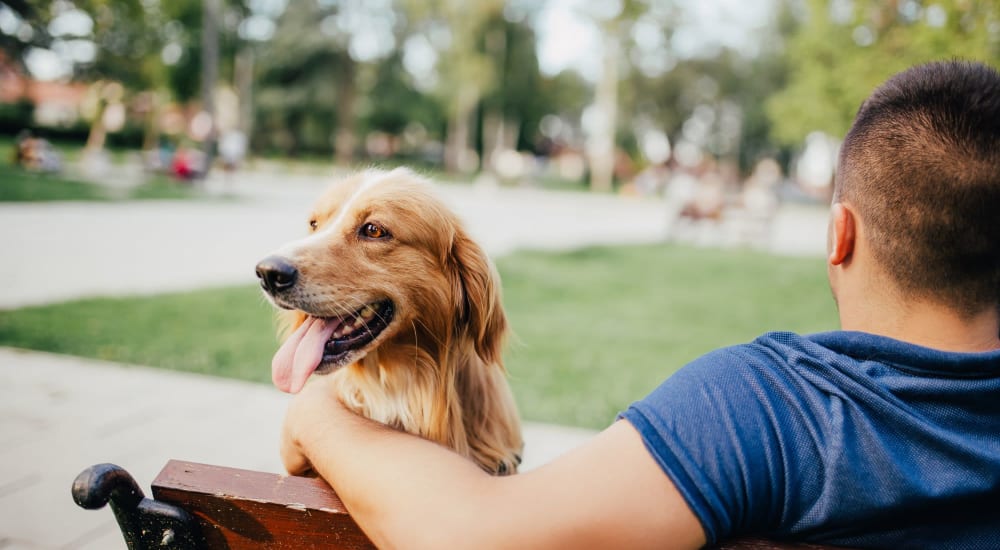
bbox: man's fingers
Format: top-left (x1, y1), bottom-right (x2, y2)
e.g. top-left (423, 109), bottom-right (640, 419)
top-left (281, 441), bottom-right (314, 476)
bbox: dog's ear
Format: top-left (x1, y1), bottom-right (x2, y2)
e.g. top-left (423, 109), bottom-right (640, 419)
top-left (449, 228), bottom-right (508, 365)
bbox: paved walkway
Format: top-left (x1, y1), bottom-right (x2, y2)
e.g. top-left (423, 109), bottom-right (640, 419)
top-left (0, 169), bottom-right (829, 548)
top-left (0, 348), bottom-right (596, 549)
top-left (0, 170), bottom-right (828, 309)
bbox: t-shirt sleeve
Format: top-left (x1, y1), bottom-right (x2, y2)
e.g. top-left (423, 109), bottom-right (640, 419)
top-left (620, 346), bottom-right (796, 544)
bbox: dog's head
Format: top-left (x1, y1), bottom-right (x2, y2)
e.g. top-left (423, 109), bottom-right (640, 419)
top-left (256, 168), bottom-right (507, 393)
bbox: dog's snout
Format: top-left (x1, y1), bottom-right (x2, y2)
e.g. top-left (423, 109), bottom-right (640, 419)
top-left (256, 256), bottom-right (298, 293)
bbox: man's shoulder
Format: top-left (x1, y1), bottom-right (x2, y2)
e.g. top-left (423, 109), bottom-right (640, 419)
top-left (678, 331), bottom-right (837, 379)
top-left (624, 330), bottom-right (1000, 547)
top-left (626, 332), bottom-right (832, 429)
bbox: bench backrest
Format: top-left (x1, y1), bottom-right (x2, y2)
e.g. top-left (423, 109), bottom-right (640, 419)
top-left (153, 460), bottom-right (374, 549)
top-left (73, 460), bottom-right (844, 549)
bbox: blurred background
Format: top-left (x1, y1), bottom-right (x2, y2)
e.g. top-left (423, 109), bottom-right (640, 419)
top-left (2, 0), bottom-right (1000, 439)
top-left (0, 3), bottom-right (998, 546)
top-left (2, 0), bottom-right (995, 195)
top-left (2, 0), bottom-right (999, 432)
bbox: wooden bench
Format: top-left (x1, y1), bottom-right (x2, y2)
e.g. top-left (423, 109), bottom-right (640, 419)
top-left (72, 461), bottom-right (843, 549)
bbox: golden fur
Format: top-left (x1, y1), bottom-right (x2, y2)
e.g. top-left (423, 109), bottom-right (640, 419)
top-left (263, 168), bottom-right (523, 474)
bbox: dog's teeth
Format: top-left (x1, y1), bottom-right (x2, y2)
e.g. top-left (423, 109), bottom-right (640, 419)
top-left (361, 306), bottom-right (376, 320)
top-left (333, 328), bottom-right (345, 338)
top-left (340, 318), bottom-right (361, 336)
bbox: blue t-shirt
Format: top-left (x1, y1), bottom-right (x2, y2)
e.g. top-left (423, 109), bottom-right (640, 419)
top-left (621, 331), bottom-right (1000, 549)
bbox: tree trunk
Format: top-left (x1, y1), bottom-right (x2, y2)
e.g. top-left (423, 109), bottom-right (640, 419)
top-left (142, 91), bottom-right (161, 152)
top-left (587, 31), bottom-right (618, 192)
top-left (199, 0), bottom-right (220, 179)
top-left (444, 86), bottom-right (478, 173)
top-left (482, 112), bottom-right (520, 175)
top-left (84, 100), bottom-right (107, 154)
top-left (235, 46), bottom-right (255, 137)
top-left (334, 61), bottom-right (357, 165)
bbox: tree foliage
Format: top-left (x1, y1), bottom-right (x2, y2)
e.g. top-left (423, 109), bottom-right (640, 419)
top-left (253, 0), bottom-right (356, 155)
top-left (10, 0), bottom-right (1000, 175)
top-left (768, 0), bottom-right (1000, 145)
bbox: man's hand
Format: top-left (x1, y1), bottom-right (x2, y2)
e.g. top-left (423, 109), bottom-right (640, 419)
top-left (280, 378), bottom-right (344, 476)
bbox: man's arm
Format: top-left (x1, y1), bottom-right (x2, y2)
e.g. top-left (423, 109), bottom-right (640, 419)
top-left (281, 380), bottom-right (706, 550)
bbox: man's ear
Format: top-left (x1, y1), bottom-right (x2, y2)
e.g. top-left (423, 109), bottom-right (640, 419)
top-left (448, 229), bottom-right (508, 365)
top-left (829, 202), bottom-right (857, 266)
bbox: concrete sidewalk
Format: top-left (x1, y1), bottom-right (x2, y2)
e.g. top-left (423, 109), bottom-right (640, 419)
top-left (0, 348), bottom-right (597, 549)
top-left (0, 174), bottom-right (678, 309)
top-left (0, 171), bottom-right (827, 309)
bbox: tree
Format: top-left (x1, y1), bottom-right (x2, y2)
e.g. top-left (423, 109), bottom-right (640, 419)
top-left (253, 1), bottom-right (358, 158)
top-left (3, 0), bottom-right (243, 156)
top-left (1, 1), bottom-right (55, 69)
top-left (254, 0), bottom-right (409, 161)
top-left (360, 49), bottom-right (448, 158)
top-left (477, 9), bottom-right (551, 162)
top-left (399, 0), bottom-right (505, 173)
top-left (576, 0), bottom-right (677, 190)
top-left (48, 0), bottom-right (167, 154)
top-left (768, 0), bottom-right (1000, 145)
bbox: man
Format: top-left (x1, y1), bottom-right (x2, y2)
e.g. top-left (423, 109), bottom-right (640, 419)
top-left (280, 61), bottom-right (1000, 549)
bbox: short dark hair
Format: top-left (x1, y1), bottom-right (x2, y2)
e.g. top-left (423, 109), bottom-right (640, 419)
top-left (835, 60), bottom-right (1000, 316)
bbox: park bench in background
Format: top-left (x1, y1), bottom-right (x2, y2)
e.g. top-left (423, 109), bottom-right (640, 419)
top-left (73, 461), bottom-right (843, 550)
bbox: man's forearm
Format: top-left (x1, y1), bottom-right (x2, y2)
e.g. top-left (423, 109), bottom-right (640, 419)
top-left (282, 382), bottom-right (706, 550)
top-left (290, 396), bottom-right (505, 549)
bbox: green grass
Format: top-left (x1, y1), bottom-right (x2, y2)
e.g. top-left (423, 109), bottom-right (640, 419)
top-left (0, 163), bottom-right (200, 202)
top-left (0, 164), bottom-right (110, 201)
top-left (126, 176), bottom-right (203, 200)
top-left (0, 286), bottom-right (279, 380)
top-left (0, 244), bottom-right (837, 428)
top-left (500, 245), bottom-right (837, 427)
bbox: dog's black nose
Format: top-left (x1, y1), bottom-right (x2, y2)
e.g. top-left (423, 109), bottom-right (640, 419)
top-left (255, 256), bottom-right (298, 293)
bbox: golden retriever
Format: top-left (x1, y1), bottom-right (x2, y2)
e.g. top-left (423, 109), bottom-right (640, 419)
top-left (255, 168), bottom-right (523, 475)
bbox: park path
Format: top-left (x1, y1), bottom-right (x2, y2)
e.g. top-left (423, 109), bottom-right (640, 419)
top-left (0, 169), bottom-right (827, 309)
top-left (0, 169), bottom-right (828, 548)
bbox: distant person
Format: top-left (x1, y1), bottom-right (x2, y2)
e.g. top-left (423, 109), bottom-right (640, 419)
top-left (15, 130), bottom-right (61, 173)
top-left (144, 136), bottom-right (175, 173)
top-left (219, 129), bottom-right (248, 174)
top-left (279, 61), bottom-right (1000, 549)
top-left (172, 143), bottom-right (203, 181)
top-left (35, 138), bottom-right (61, 172)
top-left (13, 129), bottom-right (32, 166)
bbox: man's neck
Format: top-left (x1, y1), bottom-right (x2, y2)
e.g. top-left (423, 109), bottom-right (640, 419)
top-left (839, 290), bottom-right (1000, 353)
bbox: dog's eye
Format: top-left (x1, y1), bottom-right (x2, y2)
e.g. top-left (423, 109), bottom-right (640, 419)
top-left (361, 222), bottom-right (389, 239)
top-left (308, 219), bottom-right (318, 231)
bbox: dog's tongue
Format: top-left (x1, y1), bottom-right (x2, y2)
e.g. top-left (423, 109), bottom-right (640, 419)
top-left (272, 316), bottom-right (341, 394)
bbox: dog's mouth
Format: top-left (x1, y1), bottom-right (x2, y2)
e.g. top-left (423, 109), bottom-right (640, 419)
top-left (271, 299), bottom-right (396, 393)
top-left (318, 299), bottom-right (395, 369)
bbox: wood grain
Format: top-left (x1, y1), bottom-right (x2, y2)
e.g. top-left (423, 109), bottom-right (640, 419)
top-left (151, 460), bottom-right (375, 549)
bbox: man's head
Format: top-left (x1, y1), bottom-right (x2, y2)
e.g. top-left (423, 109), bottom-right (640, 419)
top-left (831, 60), bottom-right (1000, 318)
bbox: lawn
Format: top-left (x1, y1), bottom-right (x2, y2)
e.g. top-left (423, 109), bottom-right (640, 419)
top-left (0, 164), bottom-right (110, 201)
top-left (0, 163), bottom-right (206, 202)
top-left (0, 134), bottom-right (199, 202)
top-left (0, 244), bottom-right (837, 429)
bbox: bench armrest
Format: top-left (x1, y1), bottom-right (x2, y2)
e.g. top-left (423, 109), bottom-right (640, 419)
top-left (75, 460), bottom-right (847, 550)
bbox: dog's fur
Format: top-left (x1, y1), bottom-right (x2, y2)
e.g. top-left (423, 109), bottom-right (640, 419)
top-left (260, 168), bottom-right (523, 474)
